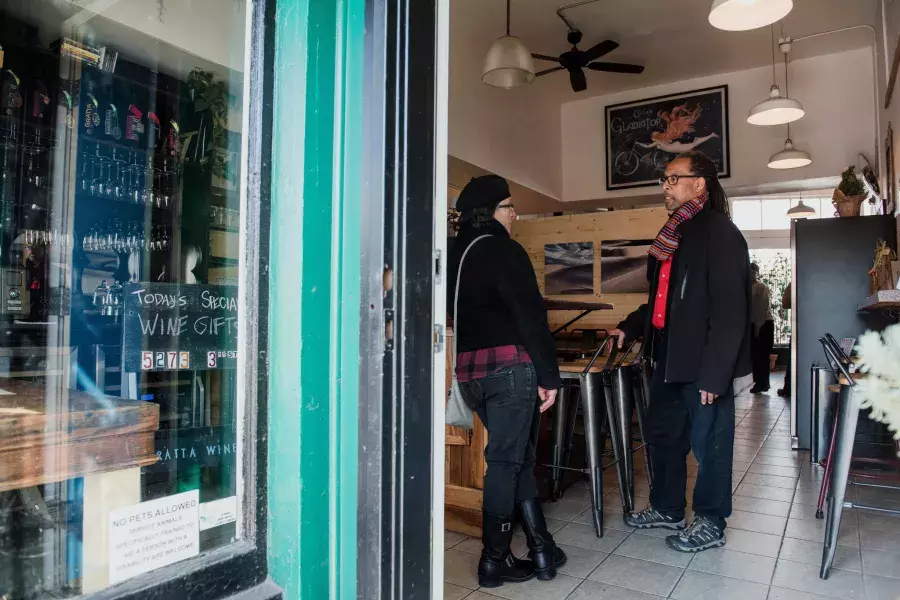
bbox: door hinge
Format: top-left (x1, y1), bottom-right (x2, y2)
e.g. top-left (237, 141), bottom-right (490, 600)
top-left (433, 324), bottom-right (444, 353)
top-left (434, 249), bottom-right (442, 284)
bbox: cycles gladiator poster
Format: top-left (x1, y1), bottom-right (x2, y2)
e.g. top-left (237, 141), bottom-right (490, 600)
top-left (605, 85), bottom-right (730, 190)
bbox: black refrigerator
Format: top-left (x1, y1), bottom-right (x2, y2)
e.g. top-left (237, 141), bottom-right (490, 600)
top-left (790, 214), bottom-right (897, 450)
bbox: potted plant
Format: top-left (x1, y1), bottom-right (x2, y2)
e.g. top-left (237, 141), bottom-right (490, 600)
top-left (832, 166), bottom-right (866, 217)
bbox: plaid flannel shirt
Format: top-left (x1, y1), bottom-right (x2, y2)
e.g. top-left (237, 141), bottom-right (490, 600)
top-left (455, 344), bottom-right (532, 383)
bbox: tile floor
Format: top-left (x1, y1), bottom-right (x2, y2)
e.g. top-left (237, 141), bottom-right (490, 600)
top-left (443, 382), bottom-right (900, 600)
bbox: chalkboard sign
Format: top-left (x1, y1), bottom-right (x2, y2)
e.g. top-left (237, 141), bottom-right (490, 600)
top-left (605, 85), bottom-right (730, 190)
top-left (122, 283), bottom-right (238, 372)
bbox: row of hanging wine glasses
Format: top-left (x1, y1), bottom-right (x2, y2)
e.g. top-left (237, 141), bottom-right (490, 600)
top-left (82, 219), bottom-right (170, 253)
top-left (79, 143), bottom-right (177, 208)
top-left (21, 229), bottom-right (74, 248)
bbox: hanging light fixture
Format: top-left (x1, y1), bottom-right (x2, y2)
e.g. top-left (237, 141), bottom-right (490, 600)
top-left (767, 41), bottom-right (811, 169)
top-left (748, 27), bottom-right (804, 126)
top-left (482, 0), bottom-right (535, 89)
top-left (768, 138), bottom-right (812, 169)
top-left (708, 0), bottom-right (794, 32)
top-left (786, 199), bottom-right (816, 219)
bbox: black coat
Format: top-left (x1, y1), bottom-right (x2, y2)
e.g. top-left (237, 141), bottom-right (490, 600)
top-left (617, 205), bottom-right (752, 396)
top-left (448, 220), bottom-right (561, 389)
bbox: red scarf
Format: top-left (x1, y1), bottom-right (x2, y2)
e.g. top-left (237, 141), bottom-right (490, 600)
top-left (649, 193), bottom-right (707, 329)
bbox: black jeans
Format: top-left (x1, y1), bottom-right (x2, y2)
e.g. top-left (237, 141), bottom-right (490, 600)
top-left (645, 363), bottom-right (735, 528)
top-left (751, 320), bottom-right (775, 389)
top-left (459, 363), bottom-right (540, 518)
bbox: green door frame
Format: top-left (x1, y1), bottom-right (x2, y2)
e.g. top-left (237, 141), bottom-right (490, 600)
top-left (267, 0), bottom-right (365, 598)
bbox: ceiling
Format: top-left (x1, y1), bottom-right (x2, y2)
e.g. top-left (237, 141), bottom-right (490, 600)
top-left (452, 0), bottom-right (880, 101)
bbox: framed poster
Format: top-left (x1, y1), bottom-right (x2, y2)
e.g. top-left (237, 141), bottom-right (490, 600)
top-left (605, 85), bottom-right (730, 190)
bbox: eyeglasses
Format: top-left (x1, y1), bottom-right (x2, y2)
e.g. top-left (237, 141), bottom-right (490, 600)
top-left (658, 174), bottom-right (700, 187)
top-left (496, 203), bottom-right (516, 211)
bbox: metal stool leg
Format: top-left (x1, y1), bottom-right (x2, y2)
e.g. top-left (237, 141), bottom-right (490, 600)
top-left (601, 374), bottom-right (629, 514)
top-left (632, 365), bottom-right (653, 488)
top-left (550, 386), bottom-right (571, 501)
top-left (613, 368), bottom-right (635, 513)
top-left (581, 372), bottom-right (605, 537)
top-left (820, 386), bottom-right (860, 580)
top-left (561, 387), bottom-right (580, 484)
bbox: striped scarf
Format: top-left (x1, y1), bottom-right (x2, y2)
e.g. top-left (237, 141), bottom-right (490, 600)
top-left (648, 191), bottom-right (708, 261)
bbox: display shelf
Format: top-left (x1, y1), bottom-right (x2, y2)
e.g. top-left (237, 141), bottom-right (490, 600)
top-left (857, 290), bottom-right (900, 311)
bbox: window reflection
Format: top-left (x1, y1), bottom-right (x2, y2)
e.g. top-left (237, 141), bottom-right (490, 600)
top-left (0, 1), bottom-right (249, 597)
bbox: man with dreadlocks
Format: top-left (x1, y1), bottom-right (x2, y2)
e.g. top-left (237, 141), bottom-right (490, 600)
top-left (610, 151), bottom-right (752, 553)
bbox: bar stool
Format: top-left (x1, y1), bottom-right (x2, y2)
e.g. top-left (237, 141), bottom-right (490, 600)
top-left (604, 341), bottom-right (654, 514)
top-left (817, 337), bottom-right (900, 579)
top-left (546, 339), bottom-right (630, 538)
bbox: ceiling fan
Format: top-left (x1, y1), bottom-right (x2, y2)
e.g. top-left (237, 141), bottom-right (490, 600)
top-left (532, 30), bottom-right (644, 93)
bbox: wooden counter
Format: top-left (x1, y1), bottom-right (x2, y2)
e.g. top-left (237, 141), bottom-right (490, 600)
top-left (0, 379), bottom-right (160, 492)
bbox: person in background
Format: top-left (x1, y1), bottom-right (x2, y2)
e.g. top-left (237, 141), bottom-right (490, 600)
top-left (777, 282), bottom-right (792, 397)
top-left (448, 175), bottom-right (566, 588)
top-left (609, 151), bottom-right (752, 553)
top-left (750, 263), bottom-right (775, 394)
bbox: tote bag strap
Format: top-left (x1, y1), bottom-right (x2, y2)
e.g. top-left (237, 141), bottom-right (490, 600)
top-left (452, 235), bottom-right (492, 375)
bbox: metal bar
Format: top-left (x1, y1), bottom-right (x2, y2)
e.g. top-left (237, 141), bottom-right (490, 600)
top-left (552, 309), bottom-right (592, 336)
top-left (847, 503), bottom-right (900, 516)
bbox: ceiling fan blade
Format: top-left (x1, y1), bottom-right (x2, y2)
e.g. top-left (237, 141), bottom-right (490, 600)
top-left (536, 67), bottom-right (564, 77)
top-left (569, 68), bottom-right (587, 92)
top-left (582, 40), bottom-right (619, 62)
top-left (532, 53), bottom-right (560, 62)
top-left (587, 62), bottom-right (645, 74)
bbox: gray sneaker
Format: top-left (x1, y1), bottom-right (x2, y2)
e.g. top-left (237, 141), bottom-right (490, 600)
top-left (665, 516), bottom-right (726, 553)
top-left (623, 507), bottom-right (686, 530)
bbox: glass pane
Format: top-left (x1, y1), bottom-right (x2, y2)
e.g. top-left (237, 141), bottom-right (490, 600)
top-left (760, 198), bottom-right (790, 230)
top-left (731, 199), bottom-right (761, 230)
top-left (748, 249), bottom-right (792, 345)
top-left (0, 0), bottom-right (251, 596)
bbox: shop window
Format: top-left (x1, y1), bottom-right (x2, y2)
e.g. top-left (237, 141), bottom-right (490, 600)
top-left (0, 1), bottom-right (262, 598)
top-left (732, 196), bottom-right (835, 231)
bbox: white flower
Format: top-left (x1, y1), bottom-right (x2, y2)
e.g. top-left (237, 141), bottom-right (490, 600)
top-left (854, 324), bottom-right (900, 452)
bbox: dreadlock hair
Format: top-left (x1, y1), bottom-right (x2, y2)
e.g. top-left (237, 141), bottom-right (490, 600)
top-left (459, 204), bottom-right (500, 229)
top-left (676, 150), bottom-right (730, 218)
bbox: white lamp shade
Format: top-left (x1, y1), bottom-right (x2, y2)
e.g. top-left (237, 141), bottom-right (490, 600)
top-left (786, 199), bottom-right (816, 219)
top-left (747, 86), bottom-right (805, 126)
top-left (708, 0), bottom-right (794, 32)
top-left (482, 36), bottom-right (535, 89)
top-left (768, 139), bottom-right (812, 169)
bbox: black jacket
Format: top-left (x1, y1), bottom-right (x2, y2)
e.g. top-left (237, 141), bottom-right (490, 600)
top-left (448, 220), bottom-right (561, 389)
top-left (617, 205), bottom-right (752, 396)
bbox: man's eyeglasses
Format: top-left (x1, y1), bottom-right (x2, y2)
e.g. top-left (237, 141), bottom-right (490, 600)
top-left (658, 174), bottom-right (700, 187)
top-left (496, 203), bottom-right (516, 211)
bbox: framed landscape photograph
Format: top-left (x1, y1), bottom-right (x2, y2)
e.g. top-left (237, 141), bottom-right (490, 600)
top-left (600, 239), bottom-right (653, 294)
top-left (544, 242), bottom-right (594, 296)
top-left (605, 85), bottom-right (730, 190)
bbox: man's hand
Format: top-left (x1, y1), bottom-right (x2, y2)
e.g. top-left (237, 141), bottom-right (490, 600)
top-left (700, 390), bottom-right (719, 405)
top-left (609, 328), bottom-right (626, 349)
top-left (538, 387), bottom-right (557, 413)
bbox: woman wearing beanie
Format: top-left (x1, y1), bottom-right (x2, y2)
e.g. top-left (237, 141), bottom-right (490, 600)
top-left (448, 174), bottom-right (566, 588)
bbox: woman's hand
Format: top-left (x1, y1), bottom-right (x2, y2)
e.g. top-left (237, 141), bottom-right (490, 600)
top-left (538, 387), bottom-right (557, 413)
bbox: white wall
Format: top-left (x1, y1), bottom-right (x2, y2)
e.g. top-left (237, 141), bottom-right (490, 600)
top-left (560, 48), bottom-right (877, 202)
top-left (448, 10), bottom-right (562, 198)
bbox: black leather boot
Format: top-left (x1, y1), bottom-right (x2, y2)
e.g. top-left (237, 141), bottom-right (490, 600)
top-left (519, 498), bottom-right (567, 580)
top-left (478, 512), bottom-right (535, 588)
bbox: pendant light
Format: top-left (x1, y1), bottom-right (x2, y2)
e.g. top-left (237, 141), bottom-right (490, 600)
top-left (768, 137), bottom-right (812, 169)
top-left (767, 45), bottom-right (811, 169)
top-left (709, 0), bottom-right (794, 32)
top-left (748, 27), bottom-right (804, 126)
top-left (482, 0), bottom-right (535, 89)
top-left (786, 199), bottom-right (816, 219)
